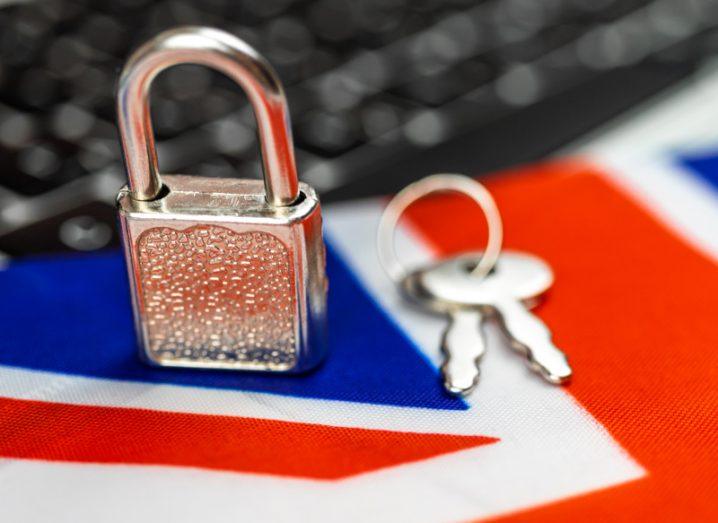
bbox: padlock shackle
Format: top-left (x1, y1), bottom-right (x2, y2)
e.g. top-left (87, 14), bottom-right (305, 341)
top-left (117, 26), bottom-right (300, 207)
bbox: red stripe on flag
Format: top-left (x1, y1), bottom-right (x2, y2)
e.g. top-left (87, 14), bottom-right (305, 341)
top-left (403, 160), bottom-right (718, 520)
top-left (0, 396), bottom-right (497, 479)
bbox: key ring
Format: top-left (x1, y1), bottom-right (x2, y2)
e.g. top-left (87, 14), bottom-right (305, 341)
top-left (377, 174), bottom-right (503, 283)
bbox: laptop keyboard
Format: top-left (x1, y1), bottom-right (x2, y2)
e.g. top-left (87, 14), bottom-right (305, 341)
top-left (0, 0), bottom-right (717, 255)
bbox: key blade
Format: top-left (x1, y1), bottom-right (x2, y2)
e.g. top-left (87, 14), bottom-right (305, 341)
top-left (494, 299), bottom-right (572, 385)
top-left (527, 345), bottom-right (572, 385)
top-left (440, 309), bottom-right (486, 396)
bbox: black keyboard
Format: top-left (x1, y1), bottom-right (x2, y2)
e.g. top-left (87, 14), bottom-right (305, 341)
top-left (1, 0), bottom-right (717, 255)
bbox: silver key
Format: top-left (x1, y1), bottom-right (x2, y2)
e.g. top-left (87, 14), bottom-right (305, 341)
top-left (401, 250), bottom-right (572, 396)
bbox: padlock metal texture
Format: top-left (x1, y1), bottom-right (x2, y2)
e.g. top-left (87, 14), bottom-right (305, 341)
top-left (116, 27), bottom-right (327, 373)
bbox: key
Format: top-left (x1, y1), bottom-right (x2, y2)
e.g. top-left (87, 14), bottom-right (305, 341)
top-left (438, 308), bottom-right (487, 396)
top-left (401, 250), bottom-right (572, 395)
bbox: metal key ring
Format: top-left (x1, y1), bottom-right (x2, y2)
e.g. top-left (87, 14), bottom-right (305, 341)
top-left (377, 174), bottom-right (503, 283)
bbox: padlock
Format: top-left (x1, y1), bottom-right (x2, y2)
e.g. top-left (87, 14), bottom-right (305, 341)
top-left (116, 27), bottom-right (327, 373)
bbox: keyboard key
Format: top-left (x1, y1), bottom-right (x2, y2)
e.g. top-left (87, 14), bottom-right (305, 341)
top-left (16, 68), bottom-right (61, 109)
top-left (18, 143), bottom-right (61, 179)
top-left (243, 0), bottom-right (294, 19)
top-left (207, 118), bottom-right (256, 156)
top-left (264, 17), bottom-right (316, 82)
top-left (59, 214), bottom-right (114, 251)
top-left (402, 108), bottom-right (450, 147)
top-left (494, 63), bottom-right (543, 106)
top-left (78, 139), bottom-right (120, 172)
top-left (360, 101), bottom-right (403, 140)
top-left (296, 109), bottom-right (362, 156)
top-left (307, 0), bottom-right (358, 43)
top-left (51, 104), bottom-right (96, 142)
top-left (78, 15), bottom-right (128, 55)
top-left (393, 57), bottom-right (495, 106)
top-left (0, 199), bottom-right (119, 256)
top-left (45, 37), bottom-right (94, 79)
top-left (0, 109), bottom-right (37, 149)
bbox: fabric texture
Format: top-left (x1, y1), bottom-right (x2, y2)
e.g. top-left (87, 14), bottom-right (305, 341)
top-left (2, 94), bottom-right (718, 520)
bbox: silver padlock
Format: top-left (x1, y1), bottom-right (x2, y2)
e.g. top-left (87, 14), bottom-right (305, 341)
top-left (116, 27), bottom-right (327, 373)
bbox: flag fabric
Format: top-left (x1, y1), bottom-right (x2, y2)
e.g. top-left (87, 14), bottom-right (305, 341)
top-left (1, 76), bottom-right (718, 521)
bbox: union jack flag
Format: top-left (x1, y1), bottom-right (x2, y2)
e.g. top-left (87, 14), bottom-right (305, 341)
top-left (1, 73), bottom-right (718, 522)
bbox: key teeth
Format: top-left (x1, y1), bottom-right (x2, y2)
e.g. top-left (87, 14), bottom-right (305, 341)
top-left (531, 354), bottom-right (572, 385)
top-left (439, 309), bottom-right (485, 397)
top-left (543, 367), bottom-right (572, 385)
top-left (442, 371), bottom-right (479, 397)
top-left (440, 359), bottom-right (480, 397)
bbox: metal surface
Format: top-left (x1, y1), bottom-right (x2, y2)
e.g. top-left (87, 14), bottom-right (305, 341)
top-left (377, 174), bottom-right (503, 282)
top-left (116, 27), bottom-right (327, 373)
top-left (118, 175), bottom-right (327, 372)
top-left (117, 26), bottom-right (300, 206)
top-left (402, 251), bottom-right (572, 394)
top-left (439, 309), bottom-right (487, 396)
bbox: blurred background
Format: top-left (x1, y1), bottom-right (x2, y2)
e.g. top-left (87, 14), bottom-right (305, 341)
top-left (1, 0), bottom-right (717, 257)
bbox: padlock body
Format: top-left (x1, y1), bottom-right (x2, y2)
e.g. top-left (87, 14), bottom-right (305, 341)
top-left (117, 175), bottom-right (327, 373)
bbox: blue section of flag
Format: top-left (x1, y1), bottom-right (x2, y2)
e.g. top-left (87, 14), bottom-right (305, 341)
top-left (679, 149), bottom-right (718, 192)
top-left (0, 244), bottom-right (465, 410)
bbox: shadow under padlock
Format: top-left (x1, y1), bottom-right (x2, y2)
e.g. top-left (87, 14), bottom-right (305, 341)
top-left (116, 27), bottom-right (327, 373)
